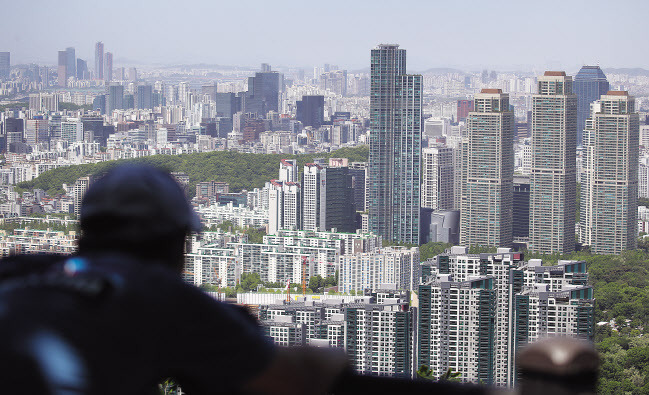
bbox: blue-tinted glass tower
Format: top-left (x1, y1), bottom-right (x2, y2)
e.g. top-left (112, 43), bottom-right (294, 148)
top-left (574, 66), bottom-right (609, 146)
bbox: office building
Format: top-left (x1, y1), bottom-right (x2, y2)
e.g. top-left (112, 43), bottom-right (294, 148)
top-left (104, 52), bottom-right (113, 82)
top-left (76, 59), bottom-right (88, 80)
top-left (340, 246), bottom-right (420, 293)
top-left (368, 44), bottom-right (422, 244)
top-left (136, 85), bottom-right (153, 109)
top-left (128, 67), bottom-right (137, 82)
top-left (421, 146), bottom-right (454, 211)
top-left (581, 91), bottom-right (639, 254)
top-left (349, 162), bottom-right (368, 213)
top-left (61, 119), bottom-right (84, 144)
top-left (244, 71), bottom-right (283, 115)
top-left (574, 66), bottom-right (609, 146)
top-left (417, 247), bottom-right (594, 387)
top-left (4, 118), bottom-right (23, 151)
top-left (95, 42), bottom-right (104, 80)
top-left (24, 118), bottom-right (49, 146)
top-left (513, 176), bottom-right (530, 242)
top-left (529, 72), bottom-right (577, 254)
top-left (460, 89), bottom-right (514, 247)
top-left (420, 209), bottom-right (460, 244)
top-left (319, 166), bottom-right (355, 233)
top-left (0, 52), bottom-right (10, 80)
top-left (107, 84), bottom-right (124, 114)
top-left (65, 47), bottom-right (76, 80)
top-left (457, 99), bottom-right (474, 122)
top-left (57, 51), bottom-right (67, 87)
top-left (296, 95), bottom-right (324, 128)
top-left (201, 83), bottom-right (218, 101)
top-left (215, 92), bottom-right (238, 118)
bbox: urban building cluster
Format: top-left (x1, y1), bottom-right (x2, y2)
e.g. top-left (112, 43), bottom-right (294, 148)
top-left (3, 42), bottom-right (636, 386)
top-left (258, 247), bottom-right (594, 386)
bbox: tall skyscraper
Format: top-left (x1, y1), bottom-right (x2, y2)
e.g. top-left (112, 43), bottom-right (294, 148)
top-left (574, 66), bottom-right (609, 146)
top-left (65, 47), bottom-right (76, 80)
top-left (243, 71), bottom-right (283, 115)
top-left (95, 42), bottom-right (104, 80)
top-left (136, 85), bottom-right (153, 109)
top-left (529, 71), bottom-right (577, 254)
top-left (460, 89), bottom-right (514, 247)
top-left (107, 84), bottom-right (124, 113)
top-left (24, 118), bottom-right (49, 146)
top-left (104, 52), bottom-right (113, 82)
top-left (76, 59), bottom-right (88, 80)
top-left (302, 163), bottom-right (323, 231)
top-left (581, 91), bottom-right (639, 254)
top-left (0, 52), bottom-right (10, 80)
top-left (421, 146), bottom-right (454, 211)
top-left (296, 95), bottom-right (324, 128)
top-left (57, 50), bottom-right (67, 87)
top-left (368, 44), bottom-right (422, 244)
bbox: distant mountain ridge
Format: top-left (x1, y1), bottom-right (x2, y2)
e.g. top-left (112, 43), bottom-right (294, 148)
top-left (603, 68), bottom-right (649, 76)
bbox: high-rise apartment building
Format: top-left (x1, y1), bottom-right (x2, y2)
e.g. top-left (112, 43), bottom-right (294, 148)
top-left (460, 89), bottom-right (513, 247)
top-left (417, 247), bottom-right (594, 387)
top-left (104, 52), bottom-right (113, 82)
top-left (574, 66), bottom-right (609, 146)
top-left (268, 180), bottom-right (301, 235)
top-left (368, 44), bottom-right (422, 244)
top-left (302, 163), bottom-right (323, 231)
top-left (529, 72), bottom-right (577, 254)
top-left (340, 246), bottom-right (420, 293)
top-left (581, 91), bottom-right (639, 254)
top-left (421, 146), bottom-right (454, 211)
top-left (95, 42), bottom-right (104, 80)
top-left (279, 159), bottom-right (298, 183)
top-left (0, 52), bottom-right (10, 80)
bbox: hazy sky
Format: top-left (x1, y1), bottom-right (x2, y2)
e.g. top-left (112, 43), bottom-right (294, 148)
top-left (3, 0), bottom-right (647, 72)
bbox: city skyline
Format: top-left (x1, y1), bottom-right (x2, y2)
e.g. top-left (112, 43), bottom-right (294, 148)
top-left (3, 0), bottom-right (649, 71)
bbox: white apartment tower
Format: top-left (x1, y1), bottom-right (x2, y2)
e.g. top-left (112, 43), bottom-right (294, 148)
top-left (279, 159), bottom-right (298, 183)
top-left (460, 89), bottom-right (514, 247)
top-left (529, 71), bottom-right (577, 254)
top-left (421, 146), bottom-right (454, 211)
top-left (302, 163), bottom-right (323, 231)
top-left (581, 91), bottom-right (639, 254)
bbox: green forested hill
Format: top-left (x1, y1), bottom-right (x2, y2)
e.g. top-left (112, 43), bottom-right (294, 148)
top-left (18, 145), bottom-right (369, 196)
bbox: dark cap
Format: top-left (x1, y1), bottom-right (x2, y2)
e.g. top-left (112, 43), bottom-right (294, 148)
top-left (80, 165), bottom-right (201, 239)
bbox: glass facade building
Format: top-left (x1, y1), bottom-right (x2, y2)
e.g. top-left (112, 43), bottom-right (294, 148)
top-left (574, 66), bottom-right (609, 147)
top-left (368, 44), bottom-right (422, 244)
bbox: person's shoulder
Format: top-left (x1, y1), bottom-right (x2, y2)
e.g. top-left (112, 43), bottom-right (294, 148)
top-left (0, 253), bottom-right (64, 280)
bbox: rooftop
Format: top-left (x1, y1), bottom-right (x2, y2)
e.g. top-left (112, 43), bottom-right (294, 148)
top-left (480, 88), bottom-right (502, 94)
top-left (606, 90), bottom-right (629, 96)
top-left (544, 71), bottom-right (566, 76)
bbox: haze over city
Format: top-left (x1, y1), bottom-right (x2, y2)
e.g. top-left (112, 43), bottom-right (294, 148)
top-left (4, 0), bottom-right (648, 71)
